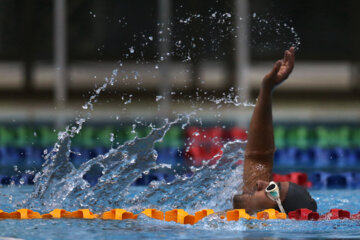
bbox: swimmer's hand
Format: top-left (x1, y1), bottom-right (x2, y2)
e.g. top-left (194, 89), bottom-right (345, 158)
top-left (262, 47), bottom-right (295, 90)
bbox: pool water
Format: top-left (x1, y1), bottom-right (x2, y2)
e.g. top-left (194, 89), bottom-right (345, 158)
top-left (1, 186), bottom-right (360, 240)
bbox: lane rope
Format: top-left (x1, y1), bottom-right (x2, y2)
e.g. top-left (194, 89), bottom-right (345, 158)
top-left (0, 208), bottom-right (357, 223)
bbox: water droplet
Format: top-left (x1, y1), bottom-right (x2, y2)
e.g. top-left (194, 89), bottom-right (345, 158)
top-left (129, 47), bottom-right (134, 54)
top-left (156, 96), bottom-right (164, 102)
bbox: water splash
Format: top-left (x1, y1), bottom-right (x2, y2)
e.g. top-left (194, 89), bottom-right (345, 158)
top-left (25, 68), bottom-right (120, 210)
top-left (250, 13), bottom-right (301, 52)
top-left (25, 107), bottom-right (245, 213)
top-left (25, 116), bottom-right (196, 211)
top-left (209, 87), bottom-right (255, 108)
top-left (125, 139), bottom-right (245, 213)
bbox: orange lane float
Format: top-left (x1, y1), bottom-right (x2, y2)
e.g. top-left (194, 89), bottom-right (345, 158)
top-left (0, 209), bottom-right (41, 219)
top-left (184, 209), bottom-right (215, 225)
top-left (257, 209), bottom-right (287, 220)
top-left (101, 209), bottom-right (137, 220)
top-left (69, 209), bottom-right (99, 219)
top-left (141, 209), bottom-right (164, 220)
top-left (41, 209), bottom-right (72, 219)
top-left (195, 209), bottom-right (214, 222)
top-left (165, 209), bottom-right (189, 224)
top-left (227, 209), bottom-right (255, 221)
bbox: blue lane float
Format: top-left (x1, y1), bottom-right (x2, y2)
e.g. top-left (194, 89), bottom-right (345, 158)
top-left (3, 171), bottom-right (360, 189)
top-left (308, 172), bottom-right (358, 189)
top-left (274, 147), bottom-right (360, 167)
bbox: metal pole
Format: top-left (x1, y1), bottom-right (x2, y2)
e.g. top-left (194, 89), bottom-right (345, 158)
top-left (350, 63), bottom-right (360, 93)
top-left (23, 1), bottom-right (34, 93)
top-left (158, 0), bottom-right (171, 118)
top-left (349, 0), bottom-right (360, 93)
top-left (235, 0), bottom-right (250, 101)
top-left (54, 0), bottom-right (67, 127)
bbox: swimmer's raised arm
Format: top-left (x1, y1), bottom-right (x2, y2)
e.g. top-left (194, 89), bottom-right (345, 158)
top-left (242, 47), bottom-right (295, 194)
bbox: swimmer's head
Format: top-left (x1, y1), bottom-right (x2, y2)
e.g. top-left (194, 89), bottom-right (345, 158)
top-left (233, 180), bottom-right (317, 215)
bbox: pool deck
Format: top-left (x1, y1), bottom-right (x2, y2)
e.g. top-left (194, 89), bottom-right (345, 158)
top-left (0, 97), bottom-right (358, 125)
top-left (0, 60), bottom-right (359, 124)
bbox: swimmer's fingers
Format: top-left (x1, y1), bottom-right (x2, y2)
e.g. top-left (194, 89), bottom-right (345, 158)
top-left (289, 46), bottom-right (295, 61)
top-left (285, 47), bottom-right (295, 72)
top-left (289, 47), bottom-right (295, 70)
top-left (282, 51), bottom-right (292, 78)
top-left (279, 48), bottom-right (295, 80)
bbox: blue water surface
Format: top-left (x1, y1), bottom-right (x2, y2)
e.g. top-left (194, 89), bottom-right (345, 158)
top-left (1, 186), bottom-right (360, 240)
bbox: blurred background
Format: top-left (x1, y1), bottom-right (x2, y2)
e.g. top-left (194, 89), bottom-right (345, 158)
top-left (0, 0), bottom-right (359, 188)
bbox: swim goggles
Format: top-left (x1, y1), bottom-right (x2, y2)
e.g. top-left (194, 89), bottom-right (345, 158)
top-left (265, 181), bottom-right (285, 213)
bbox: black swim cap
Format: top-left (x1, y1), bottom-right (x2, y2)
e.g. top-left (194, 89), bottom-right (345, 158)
top-left (278, 182), bottom-right (317, 214)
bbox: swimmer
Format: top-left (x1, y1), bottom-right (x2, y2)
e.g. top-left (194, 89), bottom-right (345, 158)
top-left (233, 47), bottom-right (317, 215)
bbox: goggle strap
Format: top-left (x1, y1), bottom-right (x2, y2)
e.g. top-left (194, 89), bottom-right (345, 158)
top-left (276, 199), bottom-right (285, 213)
